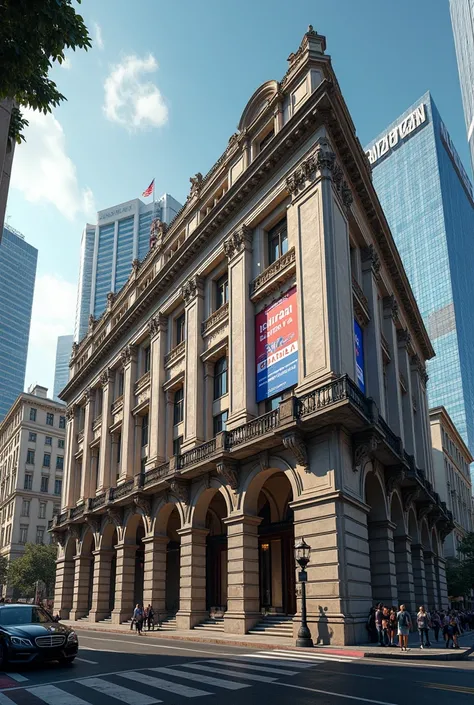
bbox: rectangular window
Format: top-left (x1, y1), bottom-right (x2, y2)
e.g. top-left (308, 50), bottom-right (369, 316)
top-left (140, 457), bottom-right (147, 475)
top-left (58, 439), bottom-right (65, 449)
top-left (26, 449), bottom-right (35, 465)
top-left (19, 525), bottom-right (28, 544)
top-left (30, 408), bottom-right (37, 422)
top-left (173, 388), bottom-right (184, 425)
top-left (40, 476), bottom-right (49, 493)
top-left (59, 415), bottom-right (66, 429)
top-left (141, 413), bottom-right (149, 447)
top-left (144, 346), bottom-right (151, 374)
top-left (46, 413), bottom-right (54, 426)
top-left (43, 453), bottom-right (51, 468)
top-left (39, 502), bottom-right (46, 519)
top-left (117, 432), bottom-right (122, 464)
top-left (215, 275), bottom-right (229, 310)
top-left (54, 479), bottom-right (62, 496)
top-left (28, 432), bottom-right (37, 442)
top-left (45, 436), bottom-right (52, 446)
top-left (268, 218), bottom-right (288, 264)
top-left (213, 410), bottom-right (229, 435)
top-left (36, 527), bottom-right (45, 545)
top-left (175, 313), bottom-right (185, 345)
top-left (24, 474), bottom-right (33, 491)
top-left (56, 456), bottom-right (64, 470)
top-left (173, 436), bottom-right (183, 457)
top-left (21, 500), bottom-right (30, 517)
top-left (118, 371), bottom-right (124, 397)
top-left (265, 394), bottom-right (283, 412)
top-left (213, 357), bottom-right (228, 399)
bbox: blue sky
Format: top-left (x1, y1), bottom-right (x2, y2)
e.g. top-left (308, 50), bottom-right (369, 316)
top-left (7, 0), bottom-right (468, 393)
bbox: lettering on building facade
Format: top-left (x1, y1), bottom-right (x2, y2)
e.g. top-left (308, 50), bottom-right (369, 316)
top-left (365, 104), bottom-right (427, 165)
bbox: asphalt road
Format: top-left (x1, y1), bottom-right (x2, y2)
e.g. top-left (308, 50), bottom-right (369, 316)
top-left (0, 629), bottom-right (472, 704)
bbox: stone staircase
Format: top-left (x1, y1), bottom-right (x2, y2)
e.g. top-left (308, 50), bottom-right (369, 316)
top-left (193, 616), bottom-right (225, 632)
top-left (247, 614), bottom-right (294, 638)
top-left (76, 613), bottom-right (91, 622)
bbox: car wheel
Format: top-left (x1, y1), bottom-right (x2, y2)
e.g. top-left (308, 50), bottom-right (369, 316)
top-left (58, 656), bottom-right (75, 666)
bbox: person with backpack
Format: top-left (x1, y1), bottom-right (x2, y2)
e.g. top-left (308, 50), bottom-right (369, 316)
top-left (416, 605), bottom-right (431, 648)
top-left (397, 604), bottom-right (412, 651)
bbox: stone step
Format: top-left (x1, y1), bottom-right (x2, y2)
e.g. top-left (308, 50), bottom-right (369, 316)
top-left (248, 627), bottom-right (293, 637)
top-left (248, 615), bottom-right (294, 637)
top-left (193, 617), bottom-right (225, 632)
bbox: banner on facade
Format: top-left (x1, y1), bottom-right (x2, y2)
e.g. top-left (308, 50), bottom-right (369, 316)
top-left (354, 319), bottom-right (365, 394)
top-left (255, 286), bottom-right (298, 403)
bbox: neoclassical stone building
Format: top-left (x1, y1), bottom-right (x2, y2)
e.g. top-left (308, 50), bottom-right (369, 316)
top-left (52, 28), bottom-right (453, 645)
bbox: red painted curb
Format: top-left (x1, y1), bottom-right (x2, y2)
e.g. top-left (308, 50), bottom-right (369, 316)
top-left (0, 675), bottom-right (23, 689)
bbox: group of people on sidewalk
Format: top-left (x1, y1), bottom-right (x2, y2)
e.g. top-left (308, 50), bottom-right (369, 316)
top-left (367, 603), bottom-right (473, 650)
top-left (131, 604), bottom-right (157, 634)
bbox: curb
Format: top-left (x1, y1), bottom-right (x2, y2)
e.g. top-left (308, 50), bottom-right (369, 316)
top-left (362, 644), bottom-right (474, 661)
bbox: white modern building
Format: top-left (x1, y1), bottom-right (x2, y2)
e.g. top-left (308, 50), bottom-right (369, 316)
top-left (74, 194), bottom-right (182, 342)
top-left (53, 335), bottom-right (74, 402)
top-left (0, 386), bottom-right (66, 595)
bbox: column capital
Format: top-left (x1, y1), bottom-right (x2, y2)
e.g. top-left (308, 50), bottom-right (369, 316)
top-left (181, 274), bottom-right (204, 304)
top-left (148, 312), bottom-right (168, 338)
top-left (99, 367), bottom-right (114, 388)
top-left (361, 244), bottom-right (381, 278)
top-left (120, 344), bottom-right (138, 367)
top-left (397, 328), bottom-right (412, 350)
top-left (383, 294), bottom-right (399, 322)
top-left (224, 225), bottom-right (252, 260)
top-left (66, 404), bottom-right (77, 421)
top-left (82, 387), bottom-right (95, 406)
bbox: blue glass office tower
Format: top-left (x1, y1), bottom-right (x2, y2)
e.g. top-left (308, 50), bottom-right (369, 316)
top-left (53, 334), bottom-right (74, 401)
top-left (365, 93), bottom-right (474, 477)
top-left (74, 193), bottom-right (181, 341)
top-left (450, 0), bottom-right (474, 175)
top-left (0, 225), bottom-right (37, 420)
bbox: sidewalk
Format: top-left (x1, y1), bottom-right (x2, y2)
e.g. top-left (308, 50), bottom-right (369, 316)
top-left (63, 619), bottom-right (474, 661)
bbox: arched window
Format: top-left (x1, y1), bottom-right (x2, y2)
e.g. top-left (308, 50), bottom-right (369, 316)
top-left (214, 357), bottom-right (228, 399)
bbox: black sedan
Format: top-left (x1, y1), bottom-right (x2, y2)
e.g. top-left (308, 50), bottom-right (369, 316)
top-left (0, 604), bottom-right (78, 666)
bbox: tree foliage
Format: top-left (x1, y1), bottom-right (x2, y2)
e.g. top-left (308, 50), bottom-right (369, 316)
top-left (0, 0), bottom-right (91, 142)
top-left (0, 556), bottom-right (8, 586)
top-left (7, 544), bottom-right (57, 598)
top-left (446, 532), bottom-right (474, 599)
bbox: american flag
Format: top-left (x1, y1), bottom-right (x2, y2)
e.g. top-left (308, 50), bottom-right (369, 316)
top-left (142, 179), bottom-right (154, 197)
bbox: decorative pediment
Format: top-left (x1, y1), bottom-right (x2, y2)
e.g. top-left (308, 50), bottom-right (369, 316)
top-left (238, 80), bottom-right (279, 132)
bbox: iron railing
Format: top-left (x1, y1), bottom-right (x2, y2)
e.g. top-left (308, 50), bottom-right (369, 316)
top-left (227, 409), bottom-right (280, 448)
top-left (178, 439), bottom-right (216, 469)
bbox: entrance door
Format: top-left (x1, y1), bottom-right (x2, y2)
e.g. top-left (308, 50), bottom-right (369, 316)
top-left (134, 544), bottom-right (144, 606)
top-left (259, 527), bottom-right (295, 614)
top-left (87, 556), bottom-right (94, 612)
top-left (108, 554), bottom-right (116, 614)
top-left (165, 541), bottom-right (180, 614)
top-left (206, 535), bottom-right (227, 611)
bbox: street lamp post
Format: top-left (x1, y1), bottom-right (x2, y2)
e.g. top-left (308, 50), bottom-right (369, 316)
top-left (295, 537), bottom-right (313, 648)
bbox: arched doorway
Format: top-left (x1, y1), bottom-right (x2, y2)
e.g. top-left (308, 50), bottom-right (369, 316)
top-left (365, 471), bottom-right (397, 606)
top-left (165, 507), bottom-right (181, 615)
top-left (205, 492), bottom-right (227, 613)
top-left (134, 523), bottom-right (145, 607)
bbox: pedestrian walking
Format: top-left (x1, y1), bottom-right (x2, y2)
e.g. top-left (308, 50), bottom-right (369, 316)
top-left (381, 606), bottom-right (391, 646)
top-left (397, 604), bottom-right (412, 651)
top-left (375, 603), bottom-right (384, 646)
top-left (133, 604), bottom-right (144, 635)
top-left (417, 606), bottom-right (431, 648)
top-left (431, 610), bottom-right (441, 642)
top-left (366, 607), bottom-right (377, 643)
top-left (444, 617), bottom-right (460, 648)
top-left (147, 604), bottom-right (155, 631)
top-left (389, 607), bottom-right (398, 646)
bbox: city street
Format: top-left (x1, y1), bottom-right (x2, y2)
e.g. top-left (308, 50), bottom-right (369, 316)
top-left (0, 629), bottom-right (472, 704)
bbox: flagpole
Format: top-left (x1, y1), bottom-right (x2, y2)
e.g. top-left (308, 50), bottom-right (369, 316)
top-left (153, 179), bottom-right (156, 217)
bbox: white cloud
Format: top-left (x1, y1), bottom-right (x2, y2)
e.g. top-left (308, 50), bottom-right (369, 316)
top-left (10, 109), bottom-right (96, 221)
top-left (103, 54), bottom-right (168, 131)
top-left (94, 21), bottom-right (104, 50)
top-left (25, 275), bottom-right (77, 394)
top-left (60, 56), bottom-right (72, 70)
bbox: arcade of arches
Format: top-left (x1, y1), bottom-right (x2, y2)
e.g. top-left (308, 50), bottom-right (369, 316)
top-left (54, 448), bottom-right (450, 645)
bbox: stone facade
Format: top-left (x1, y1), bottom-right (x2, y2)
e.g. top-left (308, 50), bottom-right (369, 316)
top-left (52, 28), bottom-right (453, 644)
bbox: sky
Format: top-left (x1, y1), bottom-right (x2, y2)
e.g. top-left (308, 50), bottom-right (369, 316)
top-left (5, 0), bottom-right (469, 395)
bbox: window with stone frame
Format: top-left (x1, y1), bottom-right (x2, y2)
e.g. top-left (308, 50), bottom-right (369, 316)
top-left (26, 449), bottom-right (35, 465)
top-left (46, 413), bottom-right (54, 426)
top-left (40, 476), bottom-right (49, 493)
top-left (173, 388), bottom-right (184, 425)
top-left (36, 526), bottom-right (45, 544)
top-left (24, 473), bottom-right (33, 491)
top-left (144, 344), bottom-right (151, 374)
top-left (173, 436), bottom-right (183, 456)
top-left (215, 274), bottom-right (229, 310)
top-left (19, 525), bottom-right (28, 544)
top-left (141, 413), bottom-right (149, 447)
top-left (175, 313), bottom-right (185, 345)
top-left (213, 410), bottom-right (228, 435)
top-left (213, 357), bottom-right (228, 399)
top-left (268, 217), bottom-right (288, 264)
top-left (59, 415), bottom-right (66, 429)
top-left (29, 408), bottom-right (37, 422)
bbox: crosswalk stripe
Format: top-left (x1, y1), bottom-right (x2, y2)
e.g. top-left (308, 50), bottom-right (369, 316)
top-left (4, 672), bottom-right (28, 682)
top-left (181, 662), bottom-right (276, 683)
top-left (80, 677), bottom-right (162, 704)
top-left (26, 684), bottom-right (91, 705)
top-left (0, 693), bottom-right (16, 704)
top-left (233, 655), bottom-right (314, 668)
top-left (205, 659), bottom-right (298, 676)
top-left (119, 671), bottom-right (211, 698)
top-left (270, 649), bottom-right (359, 661)
top-left (261, 650), bottom-right (354, 663)
top-left (150, 667), bottom-right (250, 691)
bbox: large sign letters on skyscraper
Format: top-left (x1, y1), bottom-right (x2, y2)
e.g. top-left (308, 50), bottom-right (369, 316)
top-left (365, 104), bottom-right (426, 165)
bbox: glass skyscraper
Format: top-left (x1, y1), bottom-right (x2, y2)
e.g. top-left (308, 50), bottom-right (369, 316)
top-left (365, 93), bottom-right (474, 478)
top-left (0, 225), bottom-right (37, 420)
top-left (450, 0), bottom-right (474, 174)
top-left (53, 334), bottom-right (74, 401)
top-left (74, 193), bottom-right (181, 341)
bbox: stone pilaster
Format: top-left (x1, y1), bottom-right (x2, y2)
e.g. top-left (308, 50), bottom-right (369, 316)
top-left (361, 247), bottom-right (385, 413)
top-left (204, 361), bottom-right (214, 440)
top-left (90, 448), bottom-right (99, 496)
top-left (142, 536), bottom-right (169, 614)
top-left (410, 355), bottom-right (431, 477)
top-left (97, 369), bottom-right (114, 492)
top-left (80, 389), bottom-right (95, 501)
top-left (382, 296), bottom-right (403, 439)
top-left (111, 544), bottom-right (136, 624)
top-left (89, 549), bottom-right (113, 622)
top-left (397, 330), bottom-right (416, 457)
top-left (224, 515), bottom-right (261, 634)
top-left (110, 434), bottom-right (120, 485)
top-left (367, 520), bottom-right (398, 606)
top-left (53, 556), bottom-right (74, 619)
top-left (411, 543), bottom-right (428, 608)
top-left (119, 345), bottom-right (138, 482)
top-left (424, 550), bottom-right (439, 610)
top-left (70, 555), bottom-right (92, 620)
top-left (146, 314), bottom-right (167, 466)
top-left (176, 527), bottom-right (208, 629)
top-left (393, 535), bottom-right (416, 612)
top-left (181, 276), bottom-right (205, 451)
top-left (225, 226), bottom-right (257, 430)
top-left (63, 405), bottom-right (78, 508)
top-left (435, 555), bottom-right (448, 610)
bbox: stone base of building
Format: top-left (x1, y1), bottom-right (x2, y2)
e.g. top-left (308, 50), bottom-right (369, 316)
top-left (176, 610), bottom-right (208, 630)
top-left (224, 611), bottom-right (261, 635)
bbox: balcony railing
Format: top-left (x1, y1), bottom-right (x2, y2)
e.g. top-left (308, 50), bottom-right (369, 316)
top-left (90, 492), bottom-right (106, 509)
top-left (178, 439), bottom-right (216, 469)
top-left (378, 415), bottom-right (402, 457)
top-left (227, 409), bottom-right (280, 448)
top-left (70, 504), bottom-right (84, 519)
top-left (111, 396), bottom-right (123, 415)
top-left (201, 302), bottom-right (229, 336)
top-left (297, 375), bottom-right (371, 420)
top-left (144, 462), bottom-right (170, 487)
top-left (135, 371), bottom-right (151, 394)
top-left (92, 415), bottom-right (102, 432)
top-left (164, 340), bottom-right (185, 367)
top-left (112, 478), bottom-right (134, 501)
top-left (250, 247), bottom-right (296, 300)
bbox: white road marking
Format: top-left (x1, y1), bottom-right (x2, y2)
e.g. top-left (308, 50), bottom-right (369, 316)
top-left (181, 662), bottom-right (276, 683)
top-left (275, 682), bottom-right (398, 704)
top-left (4, 672), bottom-right (28, 682)
top-left (150, 666), bottom-right (250, 690)
top-left (205, 659), bottom-right (298, 676)
top-left (27, 684), bottom-right (92, 705)
top-left (78, 635), bottom-right (236, 656)
top-left (272, 649), bottom-right (360, 660)
top-left (76, 657), bottom-right (99, 665)
top-left (233, 654), bottom-right (313, 668)
top-left (119, 670), bottom-right (211, 697)
top-left (0, 693), bottom-right (16, 704)
top-left (263, 649), bottom-right (356, 663)
top-left (81, 646), bottom-right (123, 653)
top-left (81, 676), bottom-right (161, 704)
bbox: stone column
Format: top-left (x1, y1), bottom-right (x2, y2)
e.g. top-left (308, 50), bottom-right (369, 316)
top-left (181, 276), bottom-right (205, 451)
top-left (90, 448), bottom-right (99, 495)
top-left (393, 535), bottom-right (416, 612)
top-left (224, 515), bottom-right (261, 634)
top-left (397, 330), bottom-right (416, 457)
top-left (146, 314), bottom-right (167, 467)
top-left (111, 544), bottom-right (136, 624)
top-left (119, 345), bottom-right (138, 482)
top-left (225, 226), bottom-right (257, 430)
top-left (367, 520), bottom-right (398, 606)
top-left (424, 550), bottom-right (439, 610)
top-left (63, 405), bottom-right (79, 508)
top-left (70, 555), bottom-right (92, 620)
top-left (89, 549), bottom-right (113, 622)
top-left (142, 536), bottom-right (169, 614)
top-left (411, 543), bottom-right (428, 608)
top-left (176, 527), bottom-right (208, 629)
top-left (435, 555), bottom-right (448, 610)
top-left (110, 434), bottom-right (120, 486)
top-left (361, 247), bottom-right (385, 412)
top-left (97, 369), bottom-right (114, 492)
top-left (165, 391), bottom-right (175, 458)
top-left (204, 361), bottom-right (214, 440)
top-left (80, 389), bottom-right (95, 500)
top-left (382, 296), bottom-right (404, 439)
top-left (410, 356), bottom-right (430, 476)
top-left (54, 555), bottom-right (74, 619)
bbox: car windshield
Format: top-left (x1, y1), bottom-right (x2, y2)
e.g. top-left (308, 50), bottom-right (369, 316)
top-left (0, 606), bottom-right (51, 626)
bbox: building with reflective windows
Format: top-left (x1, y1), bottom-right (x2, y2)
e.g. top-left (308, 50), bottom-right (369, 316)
top-left (53, 335), bottom-right (74, 402)
top-left (52, 29), bottom-right (452, 645)
top-left (365, 93), bottom-right (474, 480)
top-left (74, 195), bottom-right (182, 342)
top-left (450, 0), bottom-right (474, 174)
top-left (0, 225), bottom-right (37, 421)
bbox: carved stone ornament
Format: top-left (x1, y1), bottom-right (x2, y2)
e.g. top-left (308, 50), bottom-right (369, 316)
top-left (418, 502), bottom-right (434, 522)
top-left (402, 487), bottom-right (421, 512)
top-left (132, 258), bottom-right (141, 274)
top-left (84, 516), bottom-right (101, 534)
top-left (361, 244), bottom-right (381, 277)
top-left (169, 479), bottom-right (190, 505)
top-left (133, 495), bottom-right (152, 517)
top-left (353, 434), bottom-right (380, 472)
top-left (188, 172), bottom-right (203, 199)
top-left (66, 405), bottom-right (76, 421)
top-left (120, 344), bottom-right (136, 366)
top-left (149, 218), bottom-right (168, 250)
top-left (216, 461), bottom-right (239, 491)
top-left (397, 328), bottom-right (411, 349)
top-left (83, 387), bottom-right (95, 405)
top-left (88, 314), bottom-right (95, 331)
top-left (385, 467), bottom-right (406, 495)
top-left (107, 506), bottom-right (123, 528)
top-left (181, 275), bottom-right (203, 304)
top-left (223, 225), bottom-right (252, 260)
top-left (52, 531), bottom-right (66, 547)
top-left (106, 292), bottom-right (116, 310)
top-left (148, 313), bottom-right (167, 338)
top-left (70, 341), bottom-right (78, 360)
top-left (282, 432), bottom-right (308, 472)
top-left (69, 524), bottom-right (82, 541)
top-left (259, 451), bottom-right (269, 472)
top-left (383, 294), bottom-right (399, 322)
top-left (99, 368), bottom-right (112, 388)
